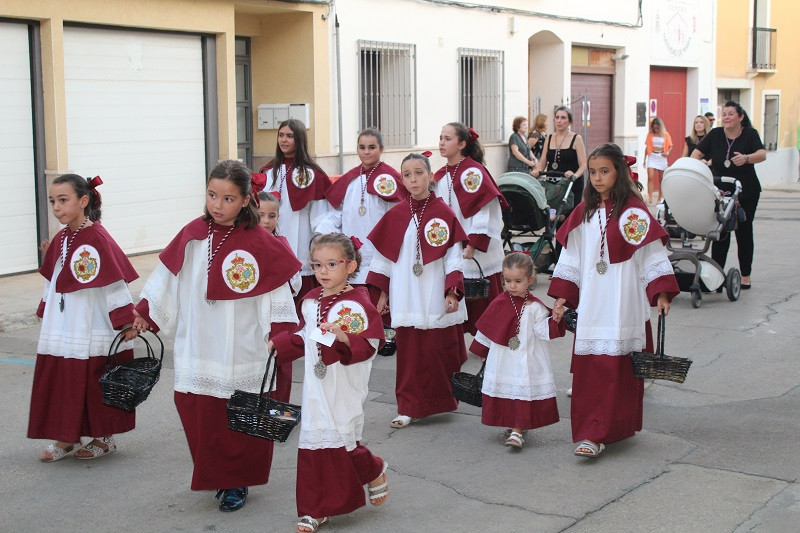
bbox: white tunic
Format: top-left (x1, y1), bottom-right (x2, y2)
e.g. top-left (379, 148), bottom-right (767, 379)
top-left (473, 300), bottom-right (558, 401)
top-left (314, 174), bottom-right (397, 285)
top-left (139, 240), bottom-right (298, 398)
top-left (552, 207), bottom-right (674, 356)
top-left (296, 297), bottom-right (379, 451)
top-left (38, 239), bottom-right (133, 359)
top-left (434, 175), bottom-right (504, 278)
top-left (267, 164), bottom-right (329, 276)
top-left (368, 221), bottom-right (467, 329)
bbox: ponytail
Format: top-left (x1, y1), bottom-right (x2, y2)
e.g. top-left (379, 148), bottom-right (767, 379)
top-left (447, 121), bottom-right (485, 165)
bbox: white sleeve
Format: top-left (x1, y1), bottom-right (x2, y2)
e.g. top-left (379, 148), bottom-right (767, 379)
top-left (552, 227), bottom-right (582, 286)
top-left (464, 198), bottom-right (502, 240)
top-left (104, 279), bottom-right (134, 314)
top-left (368, 248), bottom-right (392, 279)
top-left (473, 330), bottom-right (492, 349)
top-left (308, 199), bottom-right (331, 232)
top-left (530, 302), bottom-right (556, 340)
top-left (314, 205), bottom-right (343, 235)
top-left (139, 262), bottom-right (180, 336)
top-left (257, 282), bottom-right (299, 342)
top-left (41, 280), bottom-right (50, 303)
top-left (444, 240), bottom-right (466, 277)
top-left (638, 240), bottom-right (674, 288)
top-left (289, 271), bottom-right (302, 296)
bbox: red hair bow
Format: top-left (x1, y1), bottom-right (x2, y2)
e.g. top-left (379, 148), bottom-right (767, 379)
top-left (421, 150), bottom-right (433, 158)
top-left (349, 235), bottom-right (363, 251)
top-left (251, 173), bottom-right (267, 195)
top-left (271, 191), bottom-right (281, 203)
top-left (87, 176), bottom-right (103, 189)
top-left (512, 249), bottom-right (531, 256)
top-left (468, 127), bottom-right (480, 142)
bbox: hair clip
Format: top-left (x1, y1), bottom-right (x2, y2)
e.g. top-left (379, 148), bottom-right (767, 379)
top-left (421, 150), bottom-right (433, 158)
top-left (349, 235), bottom-right (363, 251)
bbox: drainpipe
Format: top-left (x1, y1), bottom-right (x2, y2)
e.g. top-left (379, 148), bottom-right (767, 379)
top-left (335, 13), bottom-right (344, 174)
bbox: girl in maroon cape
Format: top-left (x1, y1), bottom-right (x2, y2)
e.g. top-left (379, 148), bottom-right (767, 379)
top-left (131, 160), bottom-right (300, 511)
top-left (367, 153), bottom-right (469, 429)
top-left (255, 118), bottom-right (331, 299)
top-left (269, 234), bottom-right (387, 533)
top-left (469, 252), bottom-right (565, 449)
top-left (548, 143), bottom-right (679, 458)
top-left (435, 122), bottom-right (507, 336)
top-left (29, 174), bottom-right (138, 461)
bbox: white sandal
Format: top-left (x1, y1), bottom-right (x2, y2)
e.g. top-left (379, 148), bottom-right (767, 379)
top-left (505, 431), bottom-right (525, 448)
top-left (367, 462), bottom-right (389, 505)
top-left (574, 440), bottom-right (605, 457)
top-left (74, 436), bottom-right (116, 460)
top-left (40, 442), bottom-right (79, 462)
top-left (389, 415), bottom-right (416, 429)
top-left (297, 515), bottom-right (328, 533)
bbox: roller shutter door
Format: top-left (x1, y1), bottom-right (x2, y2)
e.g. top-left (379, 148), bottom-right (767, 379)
top-left (64, 26), bottom-right (206, 253)
top-left (0, 22), bottom-right (38, 275)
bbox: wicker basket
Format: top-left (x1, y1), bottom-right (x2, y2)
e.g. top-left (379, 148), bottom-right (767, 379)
top-left (377, 327), bottom-right (396, 357)
top-left (629, 314), bottom-right (692, 383)
top-left (99, 328), bottom-right (163, 411)
top-left (464, 258), bottom-right (490, 300)
top-left (563, 308), bottom-right (578, 333)
top-left (451, 360), bottom-right (486, 407)
top-left (226, 351), bottom-right (301, 442)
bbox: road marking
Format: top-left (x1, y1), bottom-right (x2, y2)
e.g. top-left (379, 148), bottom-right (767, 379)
top-left (0, 359), bottom-right (35, 366)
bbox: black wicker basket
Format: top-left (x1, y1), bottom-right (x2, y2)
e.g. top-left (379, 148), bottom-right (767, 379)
top-left (464, 258), bottom-right (490, 300)
top-left (562, 308), bottom-right (578, 333)
top-left (226, 351), bottom-right (301, 442)
top-left (451, 360), bottom-right (486, 407)
top-left (99, 328), bottom-right (163, 411)
top-left (629, 314), bottom-right (692, 383)
top-left (377, 327), bottom-right (396, 356)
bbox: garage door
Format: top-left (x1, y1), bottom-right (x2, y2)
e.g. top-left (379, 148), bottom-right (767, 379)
top-left (0, 22), bottom-right (38, 275)
top-left (64, 26), bottom-right (206, 254)
top-left (570, 73), bottom-right (613, 154)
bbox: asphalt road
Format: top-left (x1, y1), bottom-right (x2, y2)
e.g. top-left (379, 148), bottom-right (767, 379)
top-left (1, 190), bottom-right (798, 532)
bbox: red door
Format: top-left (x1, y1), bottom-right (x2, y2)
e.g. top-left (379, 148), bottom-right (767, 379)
top-left (649, 67), bottom-right (687, 166)
top-left (570, 73), bottom-right (613, 154)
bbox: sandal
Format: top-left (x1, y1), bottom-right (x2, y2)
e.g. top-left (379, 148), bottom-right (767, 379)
top-left (40, 442), bottom-right (79, 462)
top-left (389, 415), bottom-right (416, 429)
top-left (501, 428), bottom-right (528, 437)
top-left (368, 462), bottom-right (389, 505)
top-left (74, 436), bottom-right (116, 460)
top-left (505, 431), bottom-right (525, 448)
top-left (574, 440), bottom-right (605, 457)
top-left (297, 515), bottom-right (328, 533)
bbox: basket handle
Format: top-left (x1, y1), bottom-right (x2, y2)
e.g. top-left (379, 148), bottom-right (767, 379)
top-left (105, 327), bottom-right (153, 371)
top-left (656, 312), bottom-right (666, 359)
top-left (255, 349), bottom-right (279, 410)
top-left (470, 257), bottom-right (485, 280)
top-left (477, 359), bottom-right (487, 378)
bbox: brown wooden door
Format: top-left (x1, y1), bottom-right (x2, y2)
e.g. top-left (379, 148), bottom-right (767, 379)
top-left (649, 67), bottom-right (687, 166)
top-left (570, 73), bottom-right (613, 153)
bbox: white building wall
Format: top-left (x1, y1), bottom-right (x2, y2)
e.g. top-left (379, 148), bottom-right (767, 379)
top-left (320, 0), bottom-right (716, 180)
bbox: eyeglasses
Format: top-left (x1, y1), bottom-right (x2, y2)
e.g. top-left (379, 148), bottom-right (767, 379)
top-left (308, 259), bottom-right (352, 272)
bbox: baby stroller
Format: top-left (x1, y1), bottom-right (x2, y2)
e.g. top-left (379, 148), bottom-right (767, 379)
top-left (661, 157), bottom-right (745, 308)
top-left (498, 171), bottom-right (575, 272)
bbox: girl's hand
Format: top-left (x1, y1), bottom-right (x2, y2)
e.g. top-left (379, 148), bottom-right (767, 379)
top-left (552, 298), bottom-right (567, 322)
top-left (445, 291), bottom-right (459, 313)
top-left (377, 291), bottom-right (389, 315)
top-left (121, 324), bottom-right (138, 341)
top-left (267, 340), bottom-right (275, 353)
top-left (320, 321), bottom-right (349, 343)
top-left (463, 245), bottom-right (475, 260)
top-left (656, 292), bottom-right (670, 316)
top-left (532, 168), bottom-right (541, 178)
top-left (39, 240), bottom-right (50, 254)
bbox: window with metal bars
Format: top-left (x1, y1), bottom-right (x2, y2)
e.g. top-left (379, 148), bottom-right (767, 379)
top-left (763, 94), bottom-right (779, 151)
top-left (357, 40), bottom-right (416, 148)
top-left (458, 48), bottom-right (504, 143)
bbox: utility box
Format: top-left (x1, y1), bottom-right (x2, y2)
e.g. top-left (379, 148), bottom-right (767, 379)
top-left (257, 103), bottom-right (311, 129)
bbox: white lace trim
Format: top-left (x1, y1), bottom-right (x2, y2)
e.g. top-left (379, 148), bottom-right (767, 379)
top-left (37, 331), bottom-right (131, 359)
top-left (574, 336), bottom-right (645, 356)
top-left (553, 263), bottom-right (581, 286)
top-left (481, 379), bottom-right (556, 401)
top-left (174, 368), bottom-right (268, 398)
top-left (368, 254), bottom-right (392, 278)
top-left (271, 298), bottom-right (298, 324)
top-left (641, 258), bottom-right (675, 287)
top-left (533, 316), bottom-right (552, 340)
top-left (299, 424), bottom-right (362, 452)
top-left (105, 281), bottom-right (133, 313)
top-left (390, 311), bottom-right (466, 329)
top-left (140, 267), bottom-right (177, 335)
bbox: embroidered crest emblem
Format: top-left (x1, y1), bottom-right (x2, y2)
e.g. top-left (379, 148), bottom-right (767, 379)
top-left (221, 250), bottom-right (259, 293)
top-left (374, 174), bottom-right (397, 197)
top-left (70, 245), bottom-right (100, 283)
top-left (461, 167), bottom-right (483, 193)
top-left (619, 208), bottom-right (650, 245)
top-left (330, 301), bottom-right (367, 334)
top-left (292, 168), bottom-right (315, 189)
top-left (424, 218), bottom-right (449, 247)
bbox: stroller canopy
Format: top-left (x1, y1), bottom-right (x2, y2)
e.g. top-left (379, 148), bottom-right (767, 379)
top-left (662, 158), bottom-right (721, 236)
top-left (496, 172), bottom-right (547, 210)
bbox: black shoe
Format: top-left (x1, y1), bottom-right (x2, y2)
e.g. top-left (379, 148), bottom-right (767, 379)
top-left (741, 284), bottom-right (751, 290)
top-left (216, 487), bottom-right (248, 512)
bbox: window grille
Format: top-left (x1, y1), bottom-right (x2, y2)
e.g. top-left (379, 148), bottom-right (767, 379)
top-left (763, 94), bottom-right (779, 151)
top-left (358, 40), bottom-right (416, 148)
top-left (459, 48), bottom-right (504, 143)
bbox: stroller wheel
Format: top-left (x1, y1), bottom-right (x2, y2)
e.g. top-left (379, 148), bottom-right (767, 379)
top-left (725, 268), bottom-right (741, 301)
top-left (691, 289), bottom-right (702, 309)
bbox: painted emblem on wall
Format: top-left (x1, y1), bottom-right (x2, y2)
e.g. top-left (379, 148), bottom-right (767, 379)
top-left (70, 246), bottom-right (100, 283)
top-left (221, 250), bottom-right (259, 292)
top-left (424, 218), bottom-right (449, 247)
top-left (461, 167), bottom-right (483, 193)
top-left (619, 208), bottom-right (650, 244)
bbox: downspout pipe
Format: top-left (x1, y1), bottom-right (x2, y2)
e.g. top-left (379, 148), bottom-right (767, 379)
top-left (335, 13), bottom-right (344, 174)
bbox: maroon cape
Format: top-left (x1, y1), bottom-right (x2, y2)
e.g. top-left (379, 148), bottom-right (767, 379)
top-left (433, 156), bottom-right (508, 218)
top-left (325, 161), bottom-right (407, 208)
top-left (255, 158), bottom-right (330, 212)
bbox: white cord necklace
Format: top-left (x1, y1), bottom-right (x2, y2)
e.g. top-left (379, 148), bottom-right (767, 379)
top-left (409, 195), bottom-right (432, 276)
top-left (204, 221), bottom-right (236, 304)
top-left (359, 164), bottom-right (379, 216)
top-left (58, 217), bottom-right (88, 312)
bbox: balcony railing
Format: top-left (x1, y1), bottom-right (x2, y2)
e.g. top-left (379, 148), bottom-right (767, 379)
top-left (751, 27), bottom-right (777, 70)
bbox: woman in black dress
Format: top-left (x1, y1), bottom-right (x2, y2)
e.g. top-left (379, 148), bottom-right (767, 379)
top-left (681, 114), bottom-right (710, 163)
top-left (691, 101), bottom-right (766, 289)
top-left (532, 106), bottom-right (587, 212)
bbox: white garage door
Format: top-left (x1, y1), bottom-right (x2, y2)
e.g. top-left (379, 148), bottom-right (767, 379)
top-left (64, 26), bottom-right (206, 254)
top-left (0, 23), bottom-right (38, 275)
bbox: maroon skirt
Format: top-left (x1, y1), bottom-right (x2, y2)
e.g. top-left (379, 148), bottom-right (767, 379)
top-left (174, 392), bottom-right (274, 490)
top-left (296, 444), bottom-right (384, 518)
top-left (481, 395), bottom-right (560, 430)
top-left (28, 352), bottom-right (136, 443)
top-left (394, 325), bottom-right (467, 418)
top-left (464, 271), bottom-right (504, 336)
